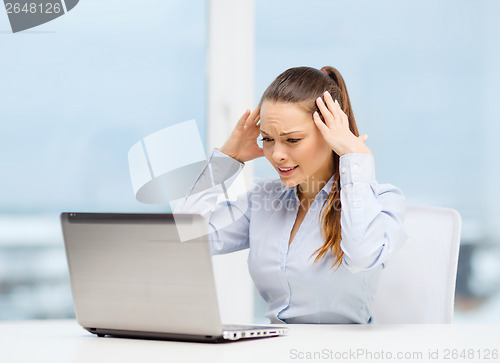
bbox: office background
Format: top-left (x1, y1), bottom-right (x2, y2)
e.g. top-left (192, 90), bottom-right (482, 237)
top-left (0, 0), bottom-right (499, 322)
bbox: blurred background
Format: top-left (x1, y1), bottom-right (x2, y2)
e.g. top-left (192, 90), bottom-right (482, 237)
top-left (0, 0), bottom-right (499, 323)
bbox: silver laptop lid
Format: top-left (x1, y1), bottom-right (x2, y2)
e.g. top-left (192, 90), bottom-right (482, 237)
top-left (61, 213), bottom-right (223, 337)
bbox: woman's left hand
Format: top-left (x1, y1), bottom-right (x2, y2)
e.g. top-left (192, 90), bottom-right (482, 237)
top-left (313, 90), bottom-right (371, 156)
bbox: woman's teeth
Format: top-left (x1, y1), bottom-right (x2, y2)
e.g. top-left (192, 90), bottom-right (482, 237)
top-left (278, 166), bottom-right (298, 171)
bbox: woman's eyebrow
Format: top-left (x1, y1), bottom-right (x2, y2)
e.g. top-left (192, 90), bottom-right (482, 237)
top-left (260, 130), bottom-right (302, 136)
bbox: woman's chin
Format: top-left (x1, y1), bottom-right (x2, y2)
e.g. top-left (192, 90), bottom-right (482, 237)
top-left (279, 177), bottom-right (299, 188)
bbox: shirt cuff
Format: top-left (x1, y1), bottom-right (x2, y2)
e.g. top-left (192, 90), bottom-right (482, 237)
top-left (212, 148), bottom-right (245, 166)
top-left (339, 153), bottom-right (376, 188)
top-left (207, 148), bottom-right (245, 185)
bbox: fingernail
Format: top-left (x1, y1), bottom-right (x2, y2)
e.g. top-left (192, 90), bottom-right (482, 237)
top-left (313, 111), bottom-right (318, 117)
top-left (317, 97), bottom-right (322, 103)
top-left (335, 99), bottom-right (339, 105)
top-left (324, 91), bottom-right (330, 96)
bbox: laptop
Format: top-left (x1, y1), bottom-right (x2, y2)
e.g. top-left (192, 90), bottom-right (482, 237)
top-left (60, 212), bottom-right (287, 342)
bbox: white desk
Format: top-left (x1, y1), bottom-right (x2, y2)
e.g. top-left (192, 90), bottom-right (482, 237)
top-left (0, 320), bottom-right (499, 363)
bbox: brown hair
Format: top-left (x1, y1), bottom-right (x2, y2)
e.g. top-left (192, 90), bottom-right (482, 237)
top-left (259, 66), bottom-right (359, 269)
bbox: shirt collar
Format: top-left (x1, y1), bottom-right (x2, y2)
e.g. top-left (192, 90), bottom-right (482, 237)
top-left (320, 173), bottom-right (335, 196)
top-left (277, 183), bottom-right (296, 199)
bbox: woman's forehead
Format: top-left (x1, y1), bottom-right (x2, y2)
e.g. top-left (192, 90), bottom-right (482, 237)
top-left (260, 101), bottom-right (312, 133)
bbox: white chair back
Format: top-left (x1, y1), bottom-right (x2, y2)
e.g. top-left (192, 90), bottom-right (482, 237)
top-left (372, 205), bottom-right (461, 323)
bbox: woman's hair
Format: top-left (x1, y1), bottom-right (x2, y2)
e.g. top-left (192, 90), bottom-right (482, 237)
top-left (259, 66), bottom-right (359, 269)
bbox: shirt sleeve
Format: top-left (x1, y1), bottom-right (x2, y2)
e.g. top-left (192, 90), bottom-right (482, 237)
top-left (173, 148), bottom-right (253, 255)
top-left (339, 153), bottom-right (409, 273)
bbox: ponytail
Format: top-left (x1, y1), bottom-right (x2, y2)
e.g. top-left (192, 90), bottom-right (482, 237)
top-left (313, 66), bottom-right (358, 269)
top-left (320, 66), bottom-right (359, 137)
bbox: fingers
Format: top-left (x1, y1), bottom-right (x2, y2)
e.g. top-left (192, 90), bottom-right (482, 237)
top-left (236, 109), bottom-right (251, 128)
top-left (315, 96), bottom-right (334, 127)
top-left (323, 91), bottom-right (349, 129)
top-left (244, 106), bottom-right (260, 128)
top-left (335, 100), bottom-right (349, 129)
top-left (236, 107), bottom-right (260, 130)
top-left (313, 111), bottom-right (330, 135)
top-left (322, 91), bottom-right (343, 124)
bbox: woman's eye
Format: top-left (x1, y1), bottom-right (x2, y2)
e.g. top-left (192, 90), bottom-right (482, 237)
top-left (287, 138), bottom-right (300, 143)
top-left (260, 137), bottom-right (273, 142)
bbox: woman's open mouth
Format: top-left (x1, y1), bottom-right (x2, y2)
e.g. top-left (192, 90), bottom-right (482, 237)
top-left (277, 165), bottom-right (299, 176)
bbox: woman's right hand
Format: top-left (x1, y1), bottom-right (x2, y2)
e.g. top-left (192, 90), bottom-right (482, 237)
top-left (217, 107), bottom-right (264, 163)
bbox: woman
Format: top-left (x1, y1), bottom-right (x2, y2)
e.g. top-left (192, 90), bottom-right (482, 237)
top-left (176, 66), bottom-right (408, 324)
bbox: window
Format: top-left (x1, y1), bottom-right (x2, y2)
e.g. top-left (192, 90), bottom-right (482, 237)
top-left (0, 0), bottom-right (207, 319)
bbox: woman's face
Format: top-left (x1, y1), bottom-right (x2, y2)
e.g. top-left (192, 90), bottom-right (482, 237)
top-left (259, 101), bottom-right (334, 190)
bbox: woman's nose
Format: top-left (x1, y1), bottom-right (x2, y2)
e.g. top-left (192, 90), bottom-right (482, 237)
top-left (272, 143), bottom-right (287, 162)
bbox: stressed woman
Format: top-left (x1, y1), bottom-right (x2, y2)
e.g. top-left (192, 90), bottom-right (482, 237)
top-left (175, 66), bottom-right (408, 324)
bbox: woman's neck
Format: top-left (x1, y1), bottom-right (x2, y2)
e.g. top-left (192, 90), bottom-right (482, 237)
top-left (297, 174), bottom-right (333, 204)
top-left (297, 157), bottom-right (335, 203)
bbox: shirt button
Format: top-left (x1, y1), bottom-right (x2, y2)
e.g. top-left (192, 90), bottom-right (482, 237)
top-left (353, 164), bottom-right (360, 172)
top-left (354, 201), bottom-right (361, 208)
top-left (341, 167), bottom-right (346, 174)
